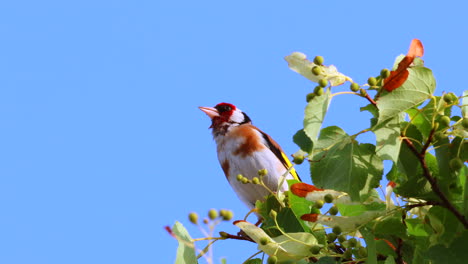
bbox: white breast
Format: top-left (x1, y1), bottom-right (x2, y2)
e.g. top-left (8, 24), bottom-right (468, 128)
top-left (214, 126), bottom-right (294, 208)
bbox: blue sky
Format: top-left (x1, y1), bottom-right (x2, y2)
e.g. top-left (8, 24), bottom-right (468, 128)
top-left (1, 1), bottom-right (467, 264)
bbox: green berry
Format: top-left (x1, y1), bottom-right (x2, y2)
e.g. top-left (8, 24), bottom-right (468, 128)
top-left (450, 93), bottom-right (458, 101)
top-left (208, 209), bottom-right (218, 220)
top-left (342, 249), bottom-right (352, 259)
top-left (311, 66), bottom-right (321, 76)
top-left (318, 78), bottom-right (328, 87)
top-left (241, 177), bottom-right (249, 184)
top-left (449, 158), bottom-right (464, 171)
top-left (267, 256), bottom-right (277, 264)
top-left (314, 86), bottom-right (324, 96)
top-left (380, 68), bottom-right (390, 79)
top-left (314, 200), bottom-right (324, 209)
top-left (219, 209), bottom-right (227, 217)
top-left (313, 55), bottom-right (324, 65)
top-left (367, 77), bottom-right (377, 86)
top-left (357, 246), bottom-right (367, 258)
top-left (329, 206), bottom-right (339, 215)
top-left (188, 212), bottom-right (198, 224)
top-left (269, 209), bottom-right (277, 219)
top-left (306, 92), bottom-right (315, 102)
top-left (332, 226), bottom-right (342, 235)
top-left (359, 88), bottom-right (367, 97)
top-left (220, 210), bottom-right (233, 221)
top-left (293, 154), bottom-right (305, 165)
top-left (348, 237), bottom-right (357, 247)
top-left (219, 231), bottom-right (229, 239)
top-left (443, 93), bottom-right (453, 104)
top-left (462, 118), bottom-right (468, 129)
top-left (310, 245), bottom-right (321, 254)
top-left (338, 235), bottom-right (346, 243)
top-left (350, 82), bottom-right (360, 92)
top-left (260, 237), bottom-right (270, 245)
top-left (252, 177), bottom-right (260, 184)
top-left (327, 233), bottom-right (337, 242)
top-left (258, 169), bottom-right (268, 177)
top-left (310, 207), bottom-right (321, 214)
top-left (327, 242), bottom-right (336, 249)
top-left (236, 174), bottom-right (243, 181)
top-left (433, 131), bottom-right (447, 141)
top-left (324, 194), bottom-right (334, 203)
top-left (439, 115), bottom-right (451, 127)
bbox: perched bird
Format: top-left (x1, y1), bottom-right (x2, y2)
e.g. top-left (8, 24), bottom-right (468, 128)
top-left (199, 102), bottom-right (300, 209)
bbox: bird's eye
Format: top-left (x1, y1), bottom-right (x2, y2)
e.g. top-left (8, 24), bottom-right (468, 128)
top-left (216, 104), bottom-right (232, 113)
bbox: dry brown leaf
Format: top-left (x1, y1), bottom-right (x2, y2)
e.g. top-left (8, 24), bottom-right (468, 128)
top-left (383, 39), bottom-right (424, 92)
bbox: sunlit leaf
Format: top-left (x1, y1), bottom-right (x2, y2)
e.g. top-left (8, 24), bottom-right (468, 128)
top-left (373, 115), bottom-right (402, 162)
top-left (301, 210), bottom-right (385, 232)
top-left (285, 52), bottom-right (351, 86)
top-left (312, 127), bottom-right (383, 200)
top-left (234, 221), bottom-right (318, 261)
top-left (172, 222), bottom-right (197, 264)
top-left (406, 97), bottom-right (439, 140)
top-left (303, 88), bottom-right (332, 154)
top-left (377, 67), bottom-right (436, 124)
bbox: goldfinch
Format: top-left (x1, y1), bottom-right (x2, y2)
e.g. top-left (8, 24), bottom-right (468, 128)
top-left (199, 102), bottom-right (300, 209)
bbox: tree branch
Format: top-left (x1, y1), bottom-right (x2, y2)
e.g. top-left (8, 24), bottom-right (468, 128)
top-left (402, 136), bottom-right (468, 229)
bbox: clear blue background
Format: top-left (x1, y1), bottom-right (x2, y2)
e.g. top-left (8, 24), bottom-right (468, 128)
top-left (1, 1), bottom-right (466, 263)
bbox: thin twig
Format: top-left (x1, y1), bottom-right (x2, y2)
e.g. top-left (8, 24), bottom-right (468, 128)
top-left (402, 136), bottom-right (468, 229)
top-left (420, 127), bottom-right (436, 154)
top-left (364, 93), bottom-right (377, 106)
top-left (221, 231), bottom-right (255, 243)
top-left (404, 201), bottom-right (442, 210)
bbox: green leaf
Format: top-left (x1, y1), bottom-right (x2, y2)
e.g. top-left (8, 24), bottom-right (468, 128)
top-left (293, 129), bottom-right (313, 154)
top-left (244, 259), bottom-right (262, 264)
top-left (357, 143), bottom-right (384, 199)
top-left (287, 179), bottom-right (313, 233)
top-left (392, 124), bottom-right (437, 200)
top-left (375, 240), bottom-right (397, 258)
top-left (427, 206), bottom-right (461, 246)
top-left (337, 202), bottom-right (385, 217)
top-left (172, 222), bottom-right (197, 264)
top-left (377, 67), bottom-right (436, 124)
top-left (405, 218), bottom-right (431, 237)
top-left (285, 52), bottom-right (351, 86)
top-left (257, 195), bottom-right (306, 237)
top-left (426, 230), bottom-right (468, 264)
top-left (311, 127), bottom-right (382, 200)
top-left (373, 216), bottom-right (407, 238)
top-left (384, 256), bottom-right (396, 264)
top-left (373, 115), bottom-right (402, 163)
top-left (462, 166), bottom-right (468, 220)
top-left (303, 88), bottom-right (332, 153)
top-left (316, 256), bottom-right (340, 264)
top-left (406, 98), bottom-right (438, 140)
top-left (235, 221), bottom-right (319, 261)
top-left (360, 227), bottom-right (377, 264)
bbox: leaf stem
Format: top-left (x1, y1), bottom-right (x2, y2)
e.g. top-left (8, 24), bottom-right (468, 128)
top-left (331, 91), bottom-right (377, 106)
top-left (401, 134), bottom-right (468, 229)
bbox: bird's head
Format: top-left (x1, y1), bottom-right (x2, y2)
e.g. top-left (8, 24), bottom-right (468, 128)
top-left (199, 102), bottom-right (251, 135)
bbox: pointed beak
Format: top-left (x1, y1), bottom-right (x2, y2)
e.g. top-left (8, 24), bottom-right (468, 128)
top-left (199, 106), bottom-right (219, 119)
